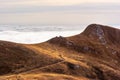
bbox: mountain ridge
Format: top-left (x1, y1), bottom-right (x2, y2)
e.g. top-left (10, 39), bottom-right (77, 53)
top-left (0, 24), bottom-right (120, 80)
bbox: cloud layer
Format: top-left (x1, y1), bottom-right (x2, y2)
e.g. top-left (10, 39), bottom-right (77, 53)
top-left (0, 0), bottom-right (120, 25)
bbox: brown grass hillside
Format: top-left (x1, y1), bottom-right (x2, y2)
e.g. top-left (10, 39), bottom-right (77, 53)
top-left (0, 24), bottom-right (120, 80)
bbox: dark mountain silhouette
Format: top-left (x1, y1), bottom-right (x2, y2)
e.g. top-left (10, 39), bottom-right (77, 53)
top-left (0, 24), bottom-right (120, 80)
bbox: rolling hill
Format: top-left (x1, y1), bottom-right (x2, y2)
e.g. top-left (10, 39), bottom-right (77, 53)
top-left (0, 24), bottom-right (120, 80)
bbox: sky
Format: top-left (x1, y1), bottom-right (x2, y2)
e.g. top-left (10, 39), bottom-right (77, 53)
top-left (0, 0), bottom-right (120, 26)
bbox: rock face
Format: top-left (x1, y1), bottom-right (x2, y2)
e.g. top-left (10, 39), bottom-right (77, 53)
top-left (83, 24), bottom-right (120, 46)
top-left (0, 24), bottom-right (120, 80)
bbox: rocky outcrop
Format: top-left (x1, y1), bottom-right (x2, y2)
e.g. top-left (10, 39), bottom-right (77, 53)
top-left (83, 24), bottom-right (120, 46)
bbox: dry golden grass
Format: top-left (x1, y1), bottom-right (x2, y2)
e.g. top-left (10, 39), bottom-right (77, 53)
top-left (0, 24), bottom-right (120, 80)
top-left (0, 73), bottom-right (88, 80)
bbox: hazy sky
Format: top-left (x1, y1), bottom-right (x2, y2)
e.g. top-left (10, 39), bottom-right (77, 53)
top-left (0, 0), bottom-right (120, 25)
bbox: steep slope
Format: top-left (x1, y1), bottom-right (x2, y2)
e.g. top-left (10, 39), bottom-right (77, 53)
top-left (0, 24), bottom-right (120, 80)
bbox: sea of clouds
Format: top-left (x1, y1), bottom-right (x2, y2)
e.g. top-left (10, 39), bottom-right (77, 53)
top-left (0, 30), bottom-right (81, 44)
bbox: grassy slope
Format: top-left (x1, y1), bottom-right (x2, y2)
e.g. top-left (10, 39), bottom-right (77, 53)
top-left (0, 24), bottom-right (120, 80)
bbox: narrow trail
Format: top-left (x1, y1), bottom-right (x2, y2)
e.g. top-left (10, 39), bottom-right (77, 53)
top-left (22, 60), bottom-right (65, 74)
top-left (20, 45), bottom-right (66, 74)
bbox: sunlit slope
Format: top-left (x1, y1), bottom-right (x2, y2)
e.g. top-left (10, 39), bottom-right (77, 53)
top-left (0, 24), bottom-right (120, 80)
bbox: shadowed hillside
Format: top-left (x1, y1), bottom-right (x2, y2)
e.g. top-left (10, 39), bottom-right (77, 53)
top-left (0, 24), bottom-right (120, 80)
top-left (0, 41), bottom-right (61, 75)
